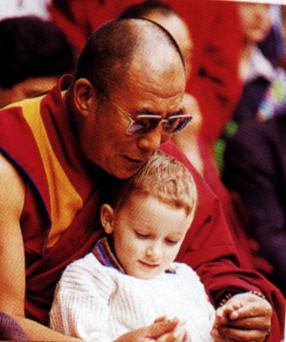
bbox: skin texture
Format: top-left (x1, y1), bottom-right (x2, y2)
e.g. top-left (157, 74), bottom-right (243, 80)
top-left (142, 12), bottom-right (192, 79)
top-left (114, 317), bottom-right (191, 342)
top-left (239, 4), bottom-right (272, 82)
top-left (0, 76), bottom-right (58, 108)
top-left (71, 48), bottom-right (186, 180)
top-left (213, 293), bottom-right (272, 342)
top-left (101, 193), bottom-right (191, 279)
top-left (239, 4), bottom-right (271, 45)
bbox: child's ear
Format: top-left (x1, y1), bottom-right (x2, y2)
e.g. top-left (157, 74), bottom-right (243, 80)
top-left (100, 204), bottom-right (114, 234)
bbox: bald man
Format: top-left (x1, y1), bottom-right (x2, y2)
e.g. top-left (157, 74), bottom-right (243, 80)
top-left (0, 18), bottom-right (276, 341)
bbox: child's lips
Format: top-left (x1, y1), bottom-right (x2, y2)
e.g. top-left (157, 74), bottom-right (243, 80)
top-left (139, 260), bottom-right (160, 269)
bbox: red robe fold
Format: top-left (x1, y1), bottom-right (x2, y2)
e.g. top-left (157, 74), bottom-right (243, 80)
top-left (0, 77), bottom-right (284, 341)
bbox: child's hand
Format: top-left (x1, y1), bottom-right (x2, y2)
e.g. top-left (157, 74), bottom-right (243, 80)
top-left (114, 317), bottom-right (180, 342)
top-left (154, 317), bottom-right (191, 342)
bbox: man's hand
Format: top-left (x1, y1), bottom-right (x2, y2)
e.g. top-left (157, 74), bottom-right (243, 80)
top-left (212, 292), bottom-right (272, 342)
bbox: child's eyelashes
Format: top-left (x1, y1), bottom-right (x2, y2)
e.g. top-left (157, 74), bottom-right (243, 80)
top-left (135, 231), bottom-right (151, 239)
top-left (165, 239), bottom-right (179, 246)
top-left (134, 230), bottom-right (180, 246)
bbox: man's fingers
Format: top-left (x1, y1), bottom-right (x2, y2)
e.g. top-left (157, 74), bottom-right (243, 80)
top-left (224, 316), bottom-right (271, 330)
top-left (219, 326), bottom-right (269, 342)
top-left (217, 297), bottom-right (272, 323)
top-left (215, 293), bottom-right (272, 342)
top-left (230, 303), bottom-right (272, 320)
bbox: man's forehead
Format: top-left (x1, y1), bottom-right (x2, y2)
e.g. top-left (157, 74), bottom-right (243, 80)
top-left (111, 82), bottom-right (185, 116)
top-left (125, 55), bottom-right (185, 94)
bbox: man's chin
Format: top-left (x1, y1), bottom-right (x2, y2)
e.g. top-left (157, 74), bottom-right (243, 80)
top-left (113, 167), bottom-right (141, 179)
top-left (106, 158), bottom-right (147, 179)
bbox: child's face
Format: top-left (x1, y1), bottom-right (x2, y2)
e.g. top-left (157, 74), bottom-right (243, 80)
top-left (103, 192), bottom-right (191, 279)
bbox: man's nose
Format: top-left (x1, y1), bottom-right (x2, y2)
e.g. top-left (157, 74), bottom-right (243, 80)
top-left (136, 127), bottom-right (170, 153)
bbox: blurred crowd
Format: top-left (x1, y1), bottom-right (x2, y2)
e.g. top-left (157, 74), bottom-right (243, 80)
top-left (0, 0), bottom-right (286, 340)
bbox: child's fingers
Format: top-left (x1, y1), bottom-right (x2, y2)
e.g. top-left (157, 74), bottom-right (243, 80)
top-left (154, 316), bottom-right (168, 324)
top-left (155, 319), bottom-right (188, 342)
top-left (172, 321), bottom-right (187, 341)
top-left (144, 318), bottom-right (179, 339)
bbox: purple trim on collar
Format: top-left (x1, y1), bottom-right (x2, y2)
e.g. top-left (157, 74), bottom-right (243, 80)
top-left (92, 236), bottom-right (126, 274)
top-left (92, 236), bottom-right (176, 274)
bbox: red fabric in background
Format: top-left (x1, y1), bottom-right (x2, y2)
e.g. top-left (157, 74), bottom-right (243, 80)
top-left (170, 0), bottom-right (243, 143)
top-left (161, 1), bottom-right (243, 143)
top-left (48, 0), bottom-right (137, 53)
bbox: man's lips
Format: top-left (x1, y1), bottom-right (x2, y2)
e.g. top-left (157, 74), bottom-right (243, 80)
top-left (124, 156), bottom-right (147, 165)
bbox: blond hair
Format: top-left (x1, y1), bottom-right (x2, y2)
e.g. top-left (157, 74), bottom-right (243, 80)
top-left (112, 151), bottom-right (197, 220)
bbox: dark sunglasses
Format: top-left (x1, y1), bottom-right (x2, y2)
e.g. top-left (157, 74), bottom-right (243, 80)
top-left (126, 113), bottom-right (192, 135)
top-left (93, 81), bottom-right (192, 135)
top-left (109, 98), bottom-right (192, 135)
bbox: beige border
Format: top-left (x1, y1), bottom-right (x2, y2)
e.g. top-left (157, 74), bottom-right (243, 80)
top-left (215, 0), bottom-right (286, 4)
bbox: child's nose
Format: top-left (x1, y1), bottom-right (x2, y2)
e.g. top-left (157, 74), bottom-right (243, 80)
top-left (145, 242), bottom-right (162, 261)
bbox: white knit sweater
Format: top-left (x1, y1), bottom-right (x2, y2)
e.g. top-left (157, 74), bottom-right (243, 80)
top-left (50, 253), bottom-right (215, 341)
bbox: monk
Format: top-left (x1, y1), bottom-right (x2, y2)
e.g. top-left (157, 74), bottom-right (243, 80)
top-left (0, 18), bottom-right (279, 341)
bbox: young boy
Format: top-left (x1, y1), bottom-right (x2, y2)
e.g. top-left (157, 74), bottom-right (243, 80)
top-left (50, 151), bottom-right (216, 341)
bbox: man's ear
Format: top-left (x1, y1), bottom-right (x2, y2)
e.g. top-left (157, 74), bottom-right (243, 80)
top-left (73, 78), bottom-right (98, 117)
top-left (100, 204), bottom-right (115, 234)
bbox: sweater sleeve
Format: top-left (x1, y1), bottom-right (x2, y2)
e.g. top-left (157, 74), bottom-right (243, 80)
top-left (50, 254), bottom-right (116, 342)
top-left (176, 263), bottom-right (216, 325)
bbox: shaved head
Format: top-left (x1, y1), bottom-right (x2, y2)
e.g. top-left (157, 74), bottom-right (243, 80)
top-left (69, 18), bottom-right (186, 180)
top-left (74, 18), bottom-right (185, 95)
top-left (119, 2), bottom-right (193, 79)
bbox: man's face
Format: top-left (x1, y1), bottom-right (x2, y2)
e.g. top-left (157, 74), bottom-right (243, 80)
top-left (111, 193), bottom-right (191, 279)
top-left (78, 55), bottom-right (186, 179)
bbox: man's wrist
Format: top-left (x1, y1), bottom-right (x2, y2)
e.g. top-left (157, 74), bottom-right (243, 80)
top-left (217, 289), bottom-right (267, 307)
top-left (216, 288), bottom-right (246, 308)
top-left (248, 290), bottom-right (266, 300)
